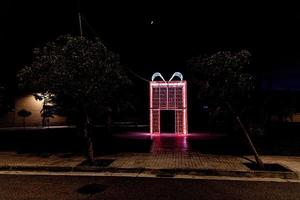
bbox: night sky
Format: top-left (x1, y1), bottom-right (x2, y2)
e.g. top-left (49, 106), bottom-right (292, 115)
top-left (2, 1), bottom-right (300, 89)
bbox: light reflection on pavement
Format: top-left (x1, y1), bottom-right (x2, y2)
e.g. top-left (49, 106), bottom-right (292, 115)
top-left (113, 132), bottom-right (225, 153)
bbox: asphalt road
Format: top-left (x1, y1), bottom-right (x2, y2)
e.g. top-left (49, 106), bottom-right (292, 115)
top-left (0, 174), bottom-right (299, 200)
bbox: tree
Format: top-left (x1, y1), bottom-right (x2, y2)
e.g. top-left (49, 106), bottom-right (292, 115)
top-left (187, 50), bottom-right (264, 169)
top-left (17, 109), bottom-right (32, 129)
top-left (18, 35), bottom-right (132, 162)
top-left (35, 93), bottom-right (55, 127)
top-left (40, 105), bottom-right (55, 127)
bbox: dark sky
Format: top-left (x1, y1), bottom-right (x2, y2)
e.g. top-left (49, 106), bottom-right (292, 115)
top-left (2, 1), bottom-right (300, 88)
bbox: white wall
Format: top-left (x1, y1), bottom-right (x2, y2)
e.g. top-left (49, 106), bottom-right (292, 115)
top-left (0, 94), bottom-right (66, 127)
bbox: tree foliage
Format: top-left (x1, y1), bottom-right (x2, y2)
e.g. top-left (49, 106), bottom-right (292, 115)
top-left (17, 109), bottom-right (32, 128)
top-left (17, 35), bottom-right (132, 161)
top-left (18, 35), bottom-right (131, 125)
top-left (188, 50), bottom-right (265, 168)
top-left (17, 109), bottom-right (32, 118)
top-left (187, 50), bottom-right (254, 131)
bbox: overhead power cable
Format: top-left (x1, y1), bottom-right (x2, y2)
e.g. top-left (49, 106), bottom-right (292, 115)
top-left (80, 14), bottom-right (150, 83)
top-left (81, 15), bottom-right (99, 37)
top-left (124, 66), bottom-right (149, 82)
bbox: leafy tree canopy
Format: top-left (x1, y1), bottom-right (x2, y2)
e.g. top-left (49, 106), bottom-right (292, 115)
top-left (17, 109), bottom-right (32, 118)
top-left (18, 35), bottom-right (132, 125)
top-left (187, 50), bottom-right (255, 132)
top-left (188, 50), bottom-right (253, 107)
top-left (188, 50), bottom-right (265, 168)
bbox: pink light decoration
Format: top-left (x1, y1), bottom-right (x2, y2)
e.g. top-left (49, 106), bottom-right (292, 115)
top-left (150, 72), bottom-right (188, 135)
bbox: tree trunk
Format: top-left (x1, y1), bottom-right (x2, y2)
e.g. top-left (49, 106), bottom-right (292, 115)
top-left (235, 115), bottom-right (264, 169)
top-left (86, 130), bottom-right (94, 162)
top-left (23, 117), bottom-right (26, 130)
top-left (83, 114), bottom-right (94, 162)
top-left (227, 102), bottom-right (264, 169)
top-left (105, 115), bottom-right (112, 135)
top-left (105, 108), bottom-right (113, 136)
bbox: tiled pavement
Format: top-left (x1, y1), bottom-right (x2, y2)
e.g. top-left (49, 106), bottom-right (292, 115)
top-left (0, 151), bottom-right (299, 171)
top-left (107, 152), bottom-right (250, 171)
top-left (0, 152), bottom-right (84, 168)
top-left (0, 129), bottom-right (298, 179)
top-left (0, 151), bottom-right (299, 179)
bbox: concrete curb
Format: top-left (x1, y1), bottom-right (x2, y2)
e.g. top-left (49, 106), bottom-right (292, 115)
top-left (0, 165), bottom-right (74, 172)
top-left (0, 165), bottom-right (298, 180)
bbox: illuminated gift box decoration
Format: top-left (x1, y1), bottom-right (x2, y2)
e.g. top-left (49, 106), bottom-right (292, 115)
top-left (150, 72), bottom-right (188, 135)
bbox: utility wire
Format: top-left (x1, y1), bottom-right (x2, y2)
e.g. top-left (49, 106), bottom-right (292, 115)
top-left (78, 12), bottom-right (83, 37)
top-left (124, 66), bottom-right (149, 82)
top-left (80, 15), bottom-right (101, 38)
top-left (77, 0), bottom-right (83, 37)
top-left (80, 14), bottom-right (150, 83)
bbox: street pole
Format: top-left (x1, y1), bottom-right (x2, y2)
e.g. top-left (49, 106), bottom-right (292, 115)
top-left (78, 12), bottom-right (83, 37)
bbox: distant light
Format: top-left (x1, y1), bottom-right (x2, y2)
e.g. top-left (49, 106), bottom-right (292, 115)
top-left (150, 20), bottom-right (154, 24)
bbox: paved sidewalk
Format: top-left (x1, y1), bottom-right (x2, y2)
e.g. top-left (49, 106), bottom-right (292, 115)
top-left (107, 152), bottom-right (249, 171)
top-left (0, 152), bottom-right (83, 168)
top-left (0, 152), bottom-right (298, 179)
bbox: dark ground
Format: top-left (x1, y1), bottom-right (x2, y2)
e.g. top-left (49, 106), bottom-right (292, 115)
top-left (0, 125), bottom-right (299, 157)
top-left (0, 174), bottom-right (299, 200)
